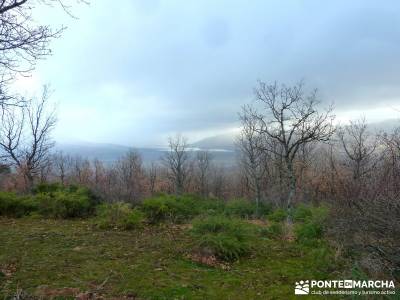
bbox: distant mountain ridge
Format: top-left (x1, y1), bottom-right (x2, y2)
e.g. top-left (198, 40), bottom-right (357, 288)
top-left (55, 140), bottom-right (236, 165)
top-left (54, 119), bottom-right (398, 165)
top-left (191, 132), bottom-right (237, 150)
top-left (54, 143), bottom-right (166, 164)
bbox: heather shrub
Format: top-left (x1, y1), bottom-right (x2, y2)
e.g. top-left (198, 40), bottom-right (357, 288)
top-left (267, 209), bottom-right (287, 222)
top-left (267, 222), bottom-right (284, 238)
top-left (141, 194), bottom-right (199, 223)
top-left (191, 215), bottom-right (255, 261)
top-left (34, 185), bottom-right (97, 218)
top-left (225, 199), bottom-right (255, 218)
top-left (94, 203), bottom-right (144, 230)
top-left (0, 192), bottom-right (38, 217)
top-left (295, 221), bottom-right (323, 240)
top-left (36, 190), bottom-right (93, 218)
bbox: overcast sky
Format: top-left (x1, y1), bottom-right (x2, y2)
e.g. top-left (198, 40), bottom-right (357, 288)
top-left (18, 0), bottom-right (400, 146)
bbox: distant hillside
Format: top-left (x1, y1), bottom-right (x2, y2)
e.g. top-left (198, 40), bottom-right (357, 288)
top-left (55, 142), bottom-right (131, 162)
top-left (55, 142), bottom-right (236, 165)
top-left (54, 119), bottom-right (399, 165)
top-left (54, 143), bottom-right (167, 165)
top-left (191, 132), bottom-right (237, 151)
top-left (368, 118), bottom-right (399, 132)
top-left (191, 119), bottom-right (400, 151)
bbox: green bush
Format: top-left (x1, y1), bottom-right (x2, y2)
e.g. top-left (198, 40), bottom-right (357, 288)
top-left (35, 185), bottom-right (97, 218)
top-left (33, 183), bottom-right (100, 206)
top-left (94, 203), bottom-right (144, 230)
top-left (267, 209), bottom-right (287, 222)
top-left (309, 205), bottom-right (329, 224)
top-left (267, 222), bottom-right (284, 238)
top-left (224, 199), bottom-right (273, 219)
top-left (258, 202), bottom-right (273, 216)
top-left (295, 221), bottom-right (323, 242)
top-left (33, 182), bottom-right (64, 194)
top-left (191, 215), bottom-right (255, 261)
top-left (0, 192), bottom-right (38, 217)
top-left (292, 204), bottom-right (313, 222)
top-left (141, 194), bottom-right (199, 223)
top-left (291, 204), bottom-right (328, 244)
top-left (36, 190), bottom-right (93, 218)
top-left (292, 204), bottom-right (329, 223)
top-left (225, 199), bottom-right (255, 218)
top-left (197, 198), bottom-right (226, 215)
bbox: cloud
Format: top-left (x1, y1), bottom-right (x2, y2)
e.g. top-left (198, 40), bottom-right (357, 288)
top-left (27, 0), bottom-right (400, 145)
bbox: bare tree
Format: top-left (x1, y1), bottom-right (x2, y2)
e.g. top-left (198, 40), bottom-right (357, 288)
top-left (210, 164), bottom-right (226, 199)
top-left (0, 0), bottom-right (87, 108)
top-left (383, 126), bottom-right (400, 155)
top-left (70, 155), bottom-right (92, 185)
top-left (148, 162), bottom-right (158, 195)
top-left (116, 150), bottom-right (144, 203)
top-left (247, 81), bottom-right (335, 213)
top-left (51, 151), bottom-right (72, 185)
top-left (93, 158), bottom-right (105, 186)
top-left (195, 150), bottom-right (212, 198)
top-left (338, 118), bottom-right (378, 181)
top-left (0, 85), bottom-right (56, 189)
top-left (381, 127), bottom-right (400, 193)
top-left (162, 135), bottom-right (191, 195)
top-left (237, 106), bottom-right (267, 214)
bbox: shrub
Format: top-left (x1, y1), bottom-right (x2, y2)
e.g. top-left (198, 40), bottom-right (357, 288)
top-left (292, 204), bottom-right (328, 244)
top-left (32, 182), bottom-right (64, 194)
top-left (292, 204), bottom-right (313, 222)
top-left (267, 209), bottom-right (287, 222)
top-left (141, 196), bottom-right (169, 223)
top-left (295, 221), bottom-right (323, 242)
top-left (94, 203), bottom-right (144, 230)
top-left (267, 222), bottom-right (284, 238)
top-left (190, 215), bottom-right (255, 261)
top-left (292, 204), bottom-right (329, 223)
top-left (225, 199), bottom-right (255, 218)
top-left (225, 200), bottom-right (272, 219)
top-left (141, 194), bottom-right (199, 223)
top-left (0, 192), bottom-right (38, 217)
top-left (33, 183), bottom-right (100, 207)
top-left (258, 202), bottom-right (273, 216)
top-left (36, 192), bottom-right (91, 218)
top-left (123, 210), bottom-right (145, 229)
top-left (0, 184), bottom-right (99, 219)
top-left (197, 198), bottom-right (226, 215)
top-left (309, 205), bottom-right (329, 224)
top-left (35, 187), bottom-right (96, 218)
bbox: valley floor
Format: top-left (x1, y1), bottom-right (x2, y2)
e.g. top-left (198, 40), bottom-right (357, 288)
top-left (0, 218), bottom-right (341, 299)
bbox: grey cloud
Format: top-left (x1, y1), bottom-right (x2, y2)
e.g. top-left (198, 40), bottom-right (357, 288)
top-left (34, 0), bottom-right (400, 145)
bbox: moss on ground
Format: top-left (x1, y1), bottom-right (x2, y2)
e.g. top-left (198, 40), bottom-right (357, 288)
top-left (0, 217), bottom-right (343, 299)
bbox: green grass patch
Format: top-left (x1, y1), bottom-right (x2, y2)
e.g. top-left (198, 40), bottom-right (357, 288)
top-left (0, 217), bottom-right (345, 299)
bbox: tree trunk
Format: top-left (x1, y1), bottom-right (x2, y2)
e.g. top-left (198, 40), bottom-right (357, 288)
top-left (25, 171), bottom-right (34, 191)
top-left (176, 175), bottom-right (183, 195)
top-left (286, 161), bottom-right (296, 223)
top-left (254, 177), bottom-right (261, 217)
